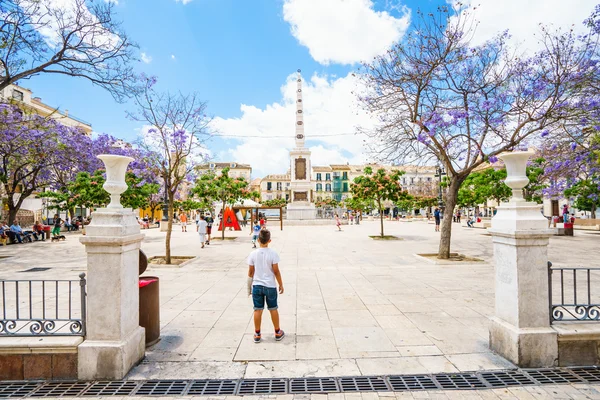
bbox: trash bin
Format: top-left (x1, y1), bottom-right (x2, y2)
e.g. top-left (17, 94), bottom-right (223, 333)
top-left (138, 250), bottom-right (160, 346)
top-left (564, 222), bottom-right (574, 236)
top-left (43, 225), bottom-right (51, 237)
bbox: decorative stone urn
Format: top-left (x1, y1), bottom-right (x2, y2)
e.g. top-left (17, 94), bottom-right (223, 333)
top-left (97, 154), bottom-right (134, 209)
top-left (488, 150), bottom-right (557, 368)
top-left (498, 150), bottom-right (534, 202)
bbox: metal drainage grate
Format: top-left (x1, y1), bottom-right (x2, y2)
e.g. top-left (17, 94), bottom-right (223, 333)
top-left (30, 382), bottom-right (88, 397)
top-left (238, 379), bottom-right (287, 395)
top-left (434, 373), bottom-right (486, 390)
top-left (2, 366), bottom-right (600, 397)
top-left (135, 380), bottom-right (188, 396)
top-left (525, 369), bottom-right (584, 384)
top-left (0, 382), bottom-right (40, 398)
top-left (290, 377), bottom-right (339, 393)
top-left (570, 367), bottom-right (600, 383)
top-left (339, 376), bottom-right (389, 392)
top-left (81, 381), bottom-right (139, 396)
top-left (481, 371), bottom-right (537, 387)
top-left (388, 374), bottom-right (437, 391)
top-left (187, 380), bottom-right (238, 396)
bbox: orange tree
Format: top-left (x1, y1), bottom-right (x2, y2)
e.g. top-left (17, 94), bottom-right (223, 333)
top-left (350, 167), bottom-right (408, 237)
top-left (192, 167), bottom-right (250, 239)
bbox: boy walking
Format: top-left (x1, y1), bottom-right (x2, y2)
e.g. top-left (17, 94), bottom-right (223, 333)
top-left (250, 220), bottom-right (260, 248)
top-left (196, 215), bottom-right (207, 248)
top-left (247, 229), bottom-right (284, 343)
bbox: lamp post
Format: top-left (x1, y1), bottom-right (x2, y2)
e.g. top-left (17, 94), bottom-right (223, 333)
top-left (434, 165), bottom-right (446, 209)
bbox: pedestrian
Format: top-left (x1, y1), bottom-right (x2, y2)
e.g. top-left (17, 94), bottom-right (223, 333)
top-left (457, 210), bottom-right (461, 223)
top-left (467, 214), bottom-right (475, 228)
top-left (335, 214), bottom-right (342, 231)
top-left (180, 211), bottom-right (188, 232)
top-left (196, 215), bottom-right (207, 248)
top-left (52, 214), bottom-right (62, 237)
top-left (259, 215), bottom-right (266, 229)
top-left (562, 204), bottom-right (570, 224)
top-left (247, 229), bottom-right (284, 343)
top-left (250, 220), bottom-right (260, 248)
top-left (434, 208), bottom-right (441, 232)
top-left (205, 212), bottom-right (213, 245)
top-left (349, 212), bottom-right (354, 225)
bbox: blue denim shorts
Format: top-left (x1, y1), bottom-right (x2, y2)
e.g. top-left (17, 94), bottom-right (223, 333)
top-left (252, 285), bottom-right (278, 310)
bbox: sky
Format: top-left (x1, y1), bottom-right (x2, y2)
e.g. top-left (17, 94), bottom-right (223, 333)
top-left (20, 0), bottom-right (600, 179)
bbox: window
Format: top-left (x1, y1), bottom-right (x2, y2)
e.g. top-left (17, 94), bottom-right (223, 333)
top-left (276, 182), bottom-right (282, 191)
top-left (342, 172), bottom-right (348, 180)
top-left (316, 173), bottom-right (322, 181)
top-left (325, 183), bottom-right (331, 192)
top-left (343, 182), bottom-right (348, 192)
top-left (326, 173), bottom-right (331, 181)
top-left (410, 177), bottom-right (415, 184)
top-left (209, 163), bottom-right (215, 169)
top-left (12, 90), bottom-right (23, 101)
top-left (333, 172), bottom-right (340, 178)
top-left (316, 183), bottom-right (323, 191)
top-left (402, 177), bottom-right (406, 184)
top-left (427, 177), bottom-right (432, 182)
top-left (285, 194), bottom-right (289, 201)
top-left (267, 182), bottom-right (272, 191)
top-left (230, 163), bottom-right (236, 168)
top-left (286, 182), bottom-right (290, 187)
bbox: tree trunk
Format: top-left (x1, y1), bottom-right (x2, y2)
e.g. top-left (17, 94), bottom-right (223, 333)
top-left (165, 195), bottom-right (174, 264)
top-left (592, 203), bottom-right (596, 219)
top-left (378, 199), bottom-right (384, 237)
top-left (221, 200), bottom-right (226, 240)
top-left (438, 178), bottom-right (463, 259)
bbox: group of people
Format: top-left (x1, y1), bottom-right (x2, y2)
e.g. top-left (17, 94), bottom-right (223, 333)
top-left (0, 214), bottom-right (69, 245)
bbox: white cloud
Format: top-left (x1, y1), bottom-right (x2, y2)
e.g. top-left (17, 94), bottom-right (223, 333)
top-left (282, 0), bottom-right (410, 65)
top-left (460, 0), bottom-right (598, 51)
top-left (140, 52), bottom-right (152, 64)
top-left (212, 72), bottom-right (374, 178)
top-left (171, 54), bottom-right (176, 60)
top-left (175, 0), bottom-right (193, 4)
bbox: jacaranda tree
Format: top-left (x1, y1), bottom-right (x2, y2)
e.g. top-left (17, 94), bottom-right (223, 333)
top-left (130, 75), bottom-right (211, 263)
top-left (358, 4), bottom-right (600, 258)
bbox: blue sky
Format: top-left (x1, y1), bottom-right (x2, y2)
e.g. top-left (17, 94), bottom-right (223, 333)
top-left (20, 0), bottom-right (599, 178)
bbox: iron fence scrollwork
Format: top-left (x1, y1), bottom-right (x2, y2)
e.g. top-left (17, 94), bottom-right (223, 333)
top-left (0, 273), bottom-right (87, 336)
top-left (548, 261), bottom-right (600, 323)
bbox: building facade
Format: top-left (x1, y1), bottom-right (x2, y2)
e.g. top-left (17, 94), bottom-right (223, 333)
top-left (0, 84), bottom-right (92, 134)
top-left (196, 162), bottom-right (252, 181)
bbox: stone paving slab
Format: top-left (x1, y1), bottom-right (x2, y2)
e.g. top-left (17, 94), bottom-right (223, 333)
top-left (1, 219), bottom-right (599, 380)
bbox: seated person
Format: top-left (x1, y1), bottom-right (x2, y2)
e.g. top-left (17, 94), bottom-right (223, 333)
top-left (64, 218), bottom-right (73, 232)
top-left (466, 216), bottom-right (475, 228)
top-left (9, 221), bottom-right (30, 243)
top-left (0, 222), bottom-right (8, 245)
top-left (32, 221), bottom-right (46, 241)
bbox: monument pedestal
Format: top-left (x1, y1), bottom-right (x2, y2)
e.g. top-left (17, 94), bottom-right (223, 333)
top-left (286, 202), bottom-right (316, 220)
top-left (78, 209), bottom-right (145, 380)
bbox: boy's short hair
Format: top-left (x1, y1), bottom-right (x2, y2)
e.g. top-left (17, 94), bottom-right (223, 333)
top-left (258, 229), bottom-right (271, 244)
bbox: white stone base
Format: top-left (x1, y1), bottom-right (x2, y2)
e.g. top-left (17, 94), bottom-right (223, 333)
top-left (78, 326), bottom-right (145, 380)
top-left (489, 316), bottom-right (558, 368)
top-left (286, 204), bottom-right (316, 220)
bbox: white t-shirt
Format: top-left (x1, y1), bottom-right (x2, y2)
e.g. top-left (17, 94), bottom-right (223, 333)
top-left (247, 248), bottom-right (281, 288)
top-left (196, 219), bottom-right (208, 234)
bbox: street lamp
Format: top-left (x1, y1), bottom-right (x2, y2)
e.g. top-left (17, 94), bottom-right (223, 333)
top-left (434, 165), bottom-right (446, 209)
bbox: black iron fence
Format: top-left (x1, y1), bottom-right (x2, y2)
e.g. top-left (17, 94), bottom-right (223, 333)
top-left (0, 273), bottom-right (86, 336)
top-left (548, 262), bottom-right (600, 322)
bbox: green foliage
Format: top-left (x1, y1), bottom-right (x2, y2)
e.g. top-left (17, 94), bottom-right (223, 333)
top-left (262, 198), bottom-right (287, 207)
top-left (40, 170), bottom-right (159, 213)
top-left (458, 168), bottom-right (511, 207)
top-left (564, 177), bottom-right (600, 218)
top-left (191, 168), bottom-right (251, 238)
top-left (344, 196), bottom-right (373, 212)
top-left (351, 167), bottom-right (409, 237)
top-left (524, 158), bottom-right (547, 203)
top-left (315, 198), bottom-right (340, 208)
top-left (177, 199), bottom-right (205, 213)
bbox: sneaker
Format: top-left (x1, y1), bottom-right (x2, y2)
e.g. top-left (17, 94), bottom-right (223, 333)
top-left (254, 332), bottom-right (261, 343)
top-left (275, 329), bottom-right (285, 341)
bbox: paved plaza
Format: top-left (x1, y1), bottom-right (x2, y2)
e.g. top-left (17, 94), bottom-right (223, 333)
top-left (2, 219), bottom-right (599, 382)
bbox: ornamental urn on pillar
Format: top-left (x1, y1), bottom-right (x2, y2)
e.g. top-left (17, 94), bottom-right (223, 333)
top-left (488, 150), bottom-right (557, 368)
top-left (97, 154), bottom-right (134, 209)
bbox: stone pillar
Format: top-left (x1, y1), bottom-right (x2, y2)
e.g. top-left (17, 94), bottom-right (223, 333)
top-left (78, 155), bottom-right (145, 380)
top-left (488, 151), bottom-right (557, 367)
